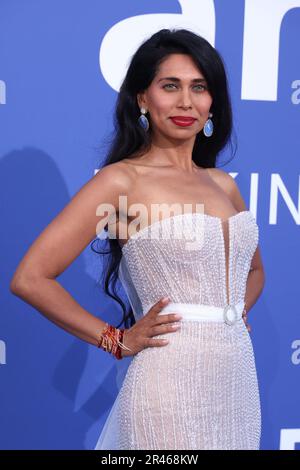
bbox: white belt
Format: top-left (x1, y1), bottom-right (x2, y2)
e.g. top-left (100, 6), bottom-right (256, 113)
top-left (159, 301), bottom-right (245, 326)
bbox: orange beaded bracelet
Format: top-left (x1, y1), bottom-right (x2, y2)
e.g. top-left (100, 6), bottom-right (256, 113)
top-left (97, 323), bottom-right (132, 360)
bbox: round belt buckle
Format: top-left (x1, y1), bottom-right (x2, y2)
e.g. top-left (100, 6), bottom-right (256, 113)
top-left (223, 304), bottom-right (238, 326)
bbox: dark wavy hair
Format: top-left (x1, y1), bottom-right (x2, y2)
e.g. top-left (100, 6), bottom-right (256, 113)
top-left (91, 28), bottom-right (237, 329)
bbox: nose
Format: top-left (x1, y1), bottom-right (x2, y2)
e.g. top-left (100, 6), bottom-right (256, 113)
top-left (178, 88), bottom-right (192, 109)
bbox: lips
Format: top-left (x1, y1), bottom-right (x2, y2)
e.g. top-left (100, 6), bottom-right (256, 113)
top-left (170, 116), bottom-right (196, 127)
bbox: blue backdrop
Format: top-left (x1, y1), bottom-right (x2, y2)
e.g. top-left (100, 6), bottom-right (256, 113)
top-left (1, 0), bottom-right (300, 450)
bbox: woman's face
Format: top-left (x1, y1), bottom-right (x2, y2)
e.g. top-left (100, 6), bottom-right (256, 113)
top-left (137, 53), bottom-right (213, 141)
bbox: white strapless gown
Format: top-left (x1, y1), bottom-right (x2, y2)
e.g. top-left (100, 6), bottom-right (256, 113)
top-left (94, 211), bottom-right (262, 450)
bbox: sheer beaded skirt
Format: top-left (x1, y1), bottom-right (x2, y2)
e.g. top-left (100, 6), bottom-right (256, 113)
top-left (94, 211), bottom-right (262, 450)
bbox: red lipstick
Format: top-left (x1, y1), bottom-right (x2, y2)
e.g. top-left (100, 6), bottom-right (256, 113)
top-left (170, 116), bottom-right (196, 127)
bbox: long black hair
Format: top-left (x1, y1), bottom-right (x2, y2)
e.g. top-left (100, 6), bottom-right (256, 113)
top-left (91, 28), bottom-right (237, 329)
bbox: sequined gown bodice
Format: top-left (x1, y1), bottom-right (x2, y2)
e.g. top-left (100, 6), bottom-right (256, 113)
top-left (119, 211), bottom-right (258, 321)
top-left (95, 210), bottom-right (262, 450)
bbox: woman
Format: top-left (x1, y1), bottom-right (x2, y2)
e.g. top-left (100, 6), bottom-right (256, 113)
top-left (10, 29), bottom-right (265, 450)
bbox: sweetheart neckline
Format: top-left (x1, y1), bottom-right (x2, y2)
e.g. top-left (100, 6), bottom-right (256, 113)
top-left (120, 210), bottom-right (253, 253)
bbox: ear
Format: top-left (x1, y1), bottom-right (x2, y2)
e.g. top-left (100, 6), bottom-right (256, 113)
top-left (137, 92), bottom-right (147, 110)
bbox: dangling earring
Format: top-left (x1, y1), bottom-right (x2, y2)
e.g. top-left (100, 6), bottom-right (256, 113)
top-left (138, 107), bottom-right (149, 132)
top-left (203, 112), bottom-right (213, 137)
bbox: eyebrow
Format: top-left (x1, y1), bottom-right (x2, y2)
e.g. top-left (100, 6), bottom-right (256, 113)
top-left (157, 76), bottom-right (207, 83)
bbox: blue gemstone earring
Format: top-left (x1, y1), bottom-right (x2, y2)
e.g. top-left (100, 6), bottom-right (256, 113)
top-left (203, 112), bottom-right (213, 137)
top-left (138, 107), bottom-right (149, 132)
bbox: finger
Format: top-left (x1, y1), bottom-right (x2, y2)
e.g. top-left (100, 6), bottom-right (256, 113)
top-left (154, 313), bottom-right (183, 325)
top-left (144, 337), bottom-right (169, 348)
top-left (150, 322), bottom-right (181, 336)
top-left (149, 297), bottom-right (170, 316)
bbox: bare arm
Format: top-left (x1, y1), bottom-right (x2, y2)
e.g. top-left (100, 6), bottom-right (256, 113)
top-left (10, 163), bottom-right (131, 347)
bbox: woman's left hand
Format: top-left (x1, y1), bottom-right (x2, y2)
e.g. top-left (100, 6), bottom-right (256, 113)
top-left (242, 311), bottom-right (251, 332)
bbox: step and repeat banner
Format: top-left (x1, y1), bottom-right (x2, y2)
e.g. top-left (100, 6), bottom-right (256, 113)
top-left (1, 0), bottom-right (299, 450)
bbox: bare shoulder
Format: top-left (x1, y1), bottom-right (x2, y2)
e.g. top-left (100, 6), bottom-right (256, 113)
top-left (207, 167), bottom-right (235, 189)
top-left (207, 167), bottom-right (247, 212)
top-left (95, 160), bottom-right (136, 189)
